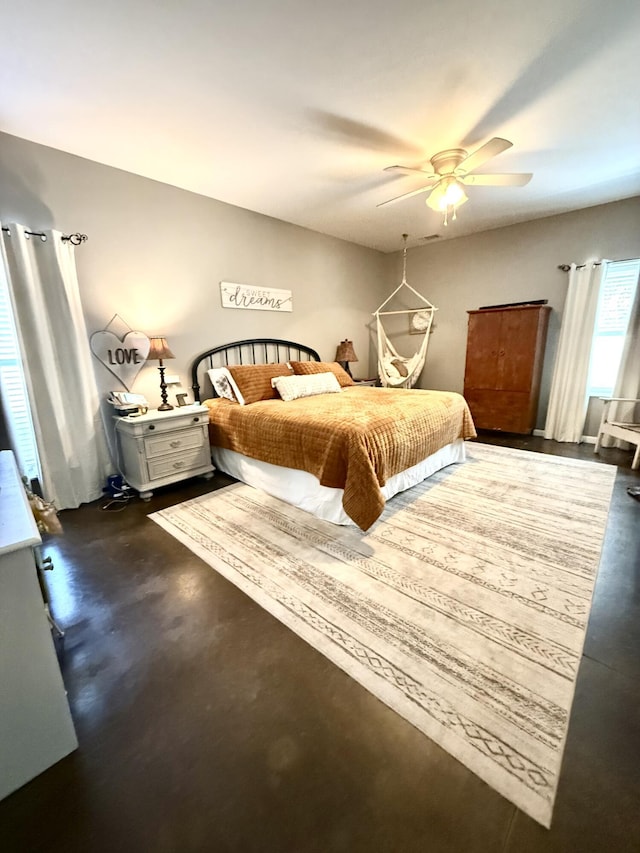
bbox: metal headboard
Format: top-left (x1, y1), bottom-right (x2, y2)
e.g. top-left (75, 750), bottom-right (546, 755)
top-left (190, 337), bottom-right (321, 402)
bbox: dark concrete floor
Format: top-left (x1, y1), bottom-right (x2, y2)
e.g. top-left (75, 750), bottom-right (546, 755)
top-left (1, 435), bottom-right (639, 853)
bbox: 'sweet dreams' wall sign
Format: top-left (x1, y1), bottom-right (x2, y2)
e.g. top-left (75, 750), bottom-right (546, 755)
top-left (220, 282), bottom-right (293, 312)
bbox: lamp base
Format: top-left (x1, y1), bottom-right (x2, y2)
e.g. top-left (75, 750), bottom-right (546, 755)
top-left (157, 362), bottom-right (174, 411)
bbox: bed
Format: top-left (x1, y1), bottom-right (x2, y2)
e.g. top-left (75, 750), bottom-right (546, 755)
top-left (191, 338), bottom-right (476, 530)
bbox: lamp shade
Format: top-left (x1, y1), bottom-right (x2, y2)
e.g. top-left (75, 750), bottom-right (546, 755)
top-left (147, 336), bottom-right (175, 361)
top-left (335, 339), bottom-right (358, 363)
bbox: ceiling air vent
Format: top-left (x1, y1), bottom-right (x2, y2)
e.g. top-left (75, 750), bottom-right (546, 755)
top-left (422, 234), bottom-right (441, 242)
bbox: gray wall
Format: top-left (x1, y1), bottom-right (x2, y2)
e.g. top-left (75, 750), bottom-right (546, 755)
top-left (0, 131), bottom-right (386, 410)
top-left (386, 197), bottom-right (640, 431)
top-left (2, 129), bottom-right (639, 438)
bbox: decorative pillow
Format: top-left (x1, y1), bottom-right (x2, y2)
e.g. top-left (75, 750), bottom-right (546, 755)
top-left (227, 363), bottom-right (293, 405)
top-left (271, 372), bottom-right (342, 402)
top-left (207, 367), bottom-right (244, 403)
top-left (290, 360), bottom-right (355, 387)
top-left (390, 358), bottom-right (409, 378)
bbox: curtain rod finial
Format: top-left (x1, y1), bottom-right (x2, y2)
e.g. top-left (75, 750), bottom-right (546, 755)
top-left (64, 233), bottom-right (88, 246)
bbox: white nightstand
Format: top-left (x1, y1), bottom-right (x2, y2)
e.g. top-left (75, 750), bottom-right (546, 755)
top-left (114, 405), bottom-right (214, 500)
top-left (353, 378), bottom-right (379, 387)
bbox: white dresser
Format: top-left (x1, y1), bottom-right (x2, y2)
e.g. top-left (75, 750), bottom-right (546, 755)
top-left (0, 451), bottom-right (77, 801)
top-left (115, 405), bottom-right (214, 499)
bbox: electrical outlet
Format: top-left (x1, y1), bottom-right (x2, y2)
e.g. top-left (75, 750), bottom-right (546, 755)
top-left (165, 374), bottom-right (180, 384)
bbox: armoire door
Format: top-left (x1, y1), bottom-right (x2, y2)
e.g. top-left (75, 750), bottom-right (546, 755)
top-left (498, 308), bottom-right (543, 391)
top-left (464, 310), bottom-right (502, 389)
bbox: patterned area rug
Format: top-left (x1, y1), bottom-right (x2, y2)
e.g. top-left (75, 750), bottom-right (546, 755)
top-left (150, 443), bottom-right (615, 827)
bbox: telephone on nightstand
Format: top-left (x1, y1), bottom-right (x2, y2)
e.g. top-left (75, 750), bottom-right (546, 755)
top-left (108, 391), bottom-right (149, 415)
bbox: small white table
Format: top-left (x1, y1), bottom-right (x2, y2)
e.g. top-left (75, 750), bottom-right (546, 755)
top-left (0, 451), bottom-right (77, 801)
top-left (114, 405), bottom-right (215, 499)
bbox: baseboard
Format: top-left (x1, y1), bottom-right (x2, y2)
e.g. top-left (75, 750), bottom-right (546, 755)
top-left (532, 429), bottom-right (597, 445)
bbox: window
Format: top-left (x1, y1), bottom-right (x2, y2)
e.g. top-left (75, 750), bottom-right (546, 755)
top-left (586, 259), bottom-right (640, 398)
top-left (0, 262), bottom-right (40, 481)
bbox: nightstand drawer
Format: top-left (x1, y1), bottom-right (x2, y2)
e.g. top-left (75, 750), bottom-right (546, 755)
top-left (147, 446), bottom-right (210, 481)
top-left (143, 412), bottom-right (207, 434)
top-left (144, 428), bottom-right (205, 459)
top-left (118, 411), bottom-right (209, 438)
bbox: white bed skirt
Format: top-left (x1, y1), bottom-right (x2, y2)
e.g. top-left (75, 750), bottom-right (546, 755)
top-left (211, 439), bottom-right (467, 526)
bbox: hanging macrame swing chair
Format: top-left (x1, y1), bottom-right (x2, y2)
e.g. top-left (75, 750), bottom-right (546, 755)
top-left (373, 235), bottom-right (438, 388)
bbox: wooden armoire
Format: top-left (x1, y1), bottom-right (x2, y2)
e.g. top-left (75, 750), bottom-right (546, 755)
top-left (463, 304), bottom-right (551, 434)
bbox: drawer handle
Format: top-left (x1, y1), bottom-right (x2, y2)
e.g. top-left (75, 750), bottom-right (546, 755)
top-left (170, 440), bottom-right (181, 448)
top-left (173, 461), bottom-right (184, 469)
top-left (193, 416), bottom-right (200, 423)
top-left (148, 424), bottom-right (155, 431)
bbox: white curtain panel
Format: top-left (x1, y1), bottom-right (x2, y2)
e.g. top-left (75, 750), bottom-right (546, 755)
top-left (0, 223), bottom-right (111, 508)
top-left (544, 261), bottom-right (606, 443)
top-left (601, 272), bottom-right (640, 448)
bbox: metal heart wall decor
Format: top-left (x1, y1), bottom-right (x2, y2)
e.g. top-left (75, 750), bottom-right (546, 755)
top-left (90, 329), bottom-right (151, 390)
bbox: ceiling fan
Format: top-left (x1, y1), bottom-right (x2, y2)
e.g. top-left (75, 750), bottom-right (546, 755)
top-left (378, 137), bottom-right (532, 225)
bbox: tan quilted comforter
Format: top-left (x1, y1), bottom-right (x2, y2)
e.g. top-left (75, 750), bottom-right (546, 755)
top-left (204, 386), bottom-right (476, 530)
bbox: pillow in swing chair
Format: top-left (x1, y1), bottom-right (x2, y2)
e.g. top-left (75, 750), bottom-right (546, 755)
top-left (290, 360), bottom-right (355, 387)
top-left (383, 357), bottom-right (409, 380)
top-left (390, 358), bottom-right (409, 378)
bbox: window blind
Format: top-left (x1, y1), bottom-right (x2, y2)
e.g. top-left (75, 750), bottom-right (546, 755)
top-left (587, 259), bottom-right (640, 397)
top-left (0, 264), bottom-right (40, 480)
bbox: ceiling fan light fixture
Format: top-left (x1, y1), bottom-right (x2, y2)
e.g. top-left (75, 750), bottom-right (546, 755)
top-left (426, 177), bottom-right (468, 224)
top-left (425, 183), bottom-right (444, 212)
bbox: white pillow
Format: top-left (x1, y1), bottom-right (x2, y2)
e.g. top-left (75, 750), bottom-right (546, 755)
top-left (207, 367), bottom-right (245, 404)
top-left (271, 371), bottom-right (341, 402)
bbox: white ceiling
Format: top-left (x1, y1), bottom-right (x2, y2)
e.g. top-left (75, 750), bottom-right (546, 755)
top-left (2, 0), bottom-right (640, 253)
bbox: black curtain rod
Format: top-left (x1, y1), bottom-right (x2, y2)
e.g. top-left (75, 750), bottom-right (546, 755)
top-left (557, 257), bottom-right (637, 272)
top-left (557, 262), bottom-right (601, 272)
top-left (1, 226), bottom-right (87, 245)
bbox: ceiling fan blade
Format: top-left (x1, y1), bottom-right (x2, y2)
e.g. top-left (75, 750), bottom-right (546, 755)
top-left (458, 137), bottom-right (512, 174)
top-left (376, 181), bottom-right (438, 208)
top-left (383, 165), bottom-right (437, 178)
top-left (463, 172), bottom-right (533, 187)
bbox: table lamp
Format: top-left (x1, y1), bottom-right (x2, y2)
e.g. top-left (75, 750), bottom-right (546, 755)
top-left (147, 336), bottom-right (175, 411)
top-left (335, 339), bottom-right (358, 377)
